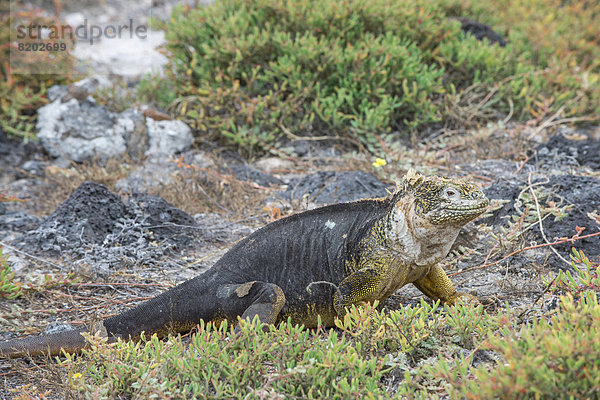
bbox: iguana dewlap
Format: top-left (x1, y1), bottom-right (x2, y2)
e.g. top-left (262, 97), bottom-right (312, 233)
top-left (0, 171), bottom-right (488, 357)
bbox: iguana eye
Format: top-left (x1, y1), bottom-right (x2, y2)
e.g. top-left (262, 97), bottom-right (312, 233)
top-left (444, 188), bottom-right (459, 199)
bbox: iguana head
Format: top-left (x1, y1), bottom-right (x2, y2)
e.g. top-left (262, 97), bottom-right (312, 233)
top-left (399, 170), bottom-right (489, 226)
top-left (383, 171), bottom-right (488, 266)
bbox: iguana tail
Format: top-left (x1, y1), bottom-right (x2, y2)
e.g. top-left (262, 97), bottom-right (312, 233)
top-left (0, 273), bottom-right (287, 358)
top-left (0, 276), bottom-right (217, 358)
top-left (0, 328), bottom-right (90, 358)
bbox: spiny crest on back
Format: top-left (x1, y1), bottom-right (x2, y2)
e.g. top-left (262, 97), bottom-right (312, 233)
top-left (393, 169), bottom-right (442, 200)
top-left (391, 169), bottom-right (423, 198)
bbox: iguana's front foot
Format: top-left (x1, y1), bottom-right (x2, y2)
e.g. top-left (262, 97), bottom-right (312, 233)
top-left (444, 291), bottom-right (480, 305)
top-left (413, 265), bottom-right (478, 305)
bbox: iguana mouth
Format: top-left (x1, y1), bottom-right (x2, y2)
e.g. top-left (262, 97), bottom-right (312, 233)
top-left (429, 199), bottom-right (489, 225)
top-left (445, 202), bottom-right (488, 212)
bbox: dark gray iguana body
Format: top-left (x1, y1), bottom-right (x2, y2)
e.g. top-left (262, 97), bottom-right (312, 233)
top-left (0, 172), bottom-right (489, 357)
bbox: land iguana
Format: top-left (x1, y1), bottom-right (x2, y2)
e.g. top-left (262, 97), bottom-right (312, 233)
top-left (0, 171), bottom-right (489, 358)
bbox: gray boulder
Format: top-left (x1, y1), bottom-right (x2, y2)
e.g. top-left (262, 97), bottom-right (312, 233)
top-left (36, 98), bottom-right (139, 162)
top-left (145, 118), bottom-right (193, 158)
top-left (36, 80), bottom-right (193, 163)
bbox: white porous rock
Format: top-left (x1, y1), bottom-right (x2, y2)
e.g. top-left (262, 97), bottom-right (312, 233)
top-left (37, 98), bottom-right (132, 162)
top-left (36, 76), bottom-right (144, 164)
top-left (145, 118), bottom-right (193, 158)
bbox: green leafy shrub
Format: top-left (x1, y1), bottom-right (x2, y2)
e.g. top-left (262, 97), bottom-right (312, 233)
top-left (148, 0), bottom-right (599, 155)
top-left (0, 248), bottom-right (21, 299)
top-left (428, 250), bottom-right (600, 399)
top-left (442, 291), bottom-right (600, 399)
top-left (65, 314), bottom-right (394, 398)
top-left (137, 73), bottom-right (177, 109)
top-left (550, 248), bottom-right (600, 296)
top-left (438, 0), bottom-right (600, 120)
top-left (154, 0), bottom-right (458, 154)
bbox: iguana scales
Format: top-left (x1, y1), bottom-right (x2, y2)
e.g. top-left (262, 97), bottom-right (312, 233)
top-left (0, 171), bottom-right (488, 357)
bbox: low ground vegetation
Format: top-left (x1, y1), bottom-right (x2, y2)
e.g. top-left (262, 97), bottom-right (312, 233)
top-left (2, 248), bottom-right (599, 398)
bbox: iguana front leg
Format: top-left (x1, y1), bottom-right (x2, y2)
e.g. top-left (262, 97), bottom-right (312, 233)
top-left (413, 264), bottom-right (471, 305)
top-left (333, 268), bottom-right (384, 316)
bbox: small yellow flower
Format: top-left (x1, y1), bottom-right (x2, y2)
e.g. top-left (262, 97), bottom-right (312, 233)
top-left (372, 158), bottom-right (387, 168)
top-left (73, 372), bottom-right (82, 379)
